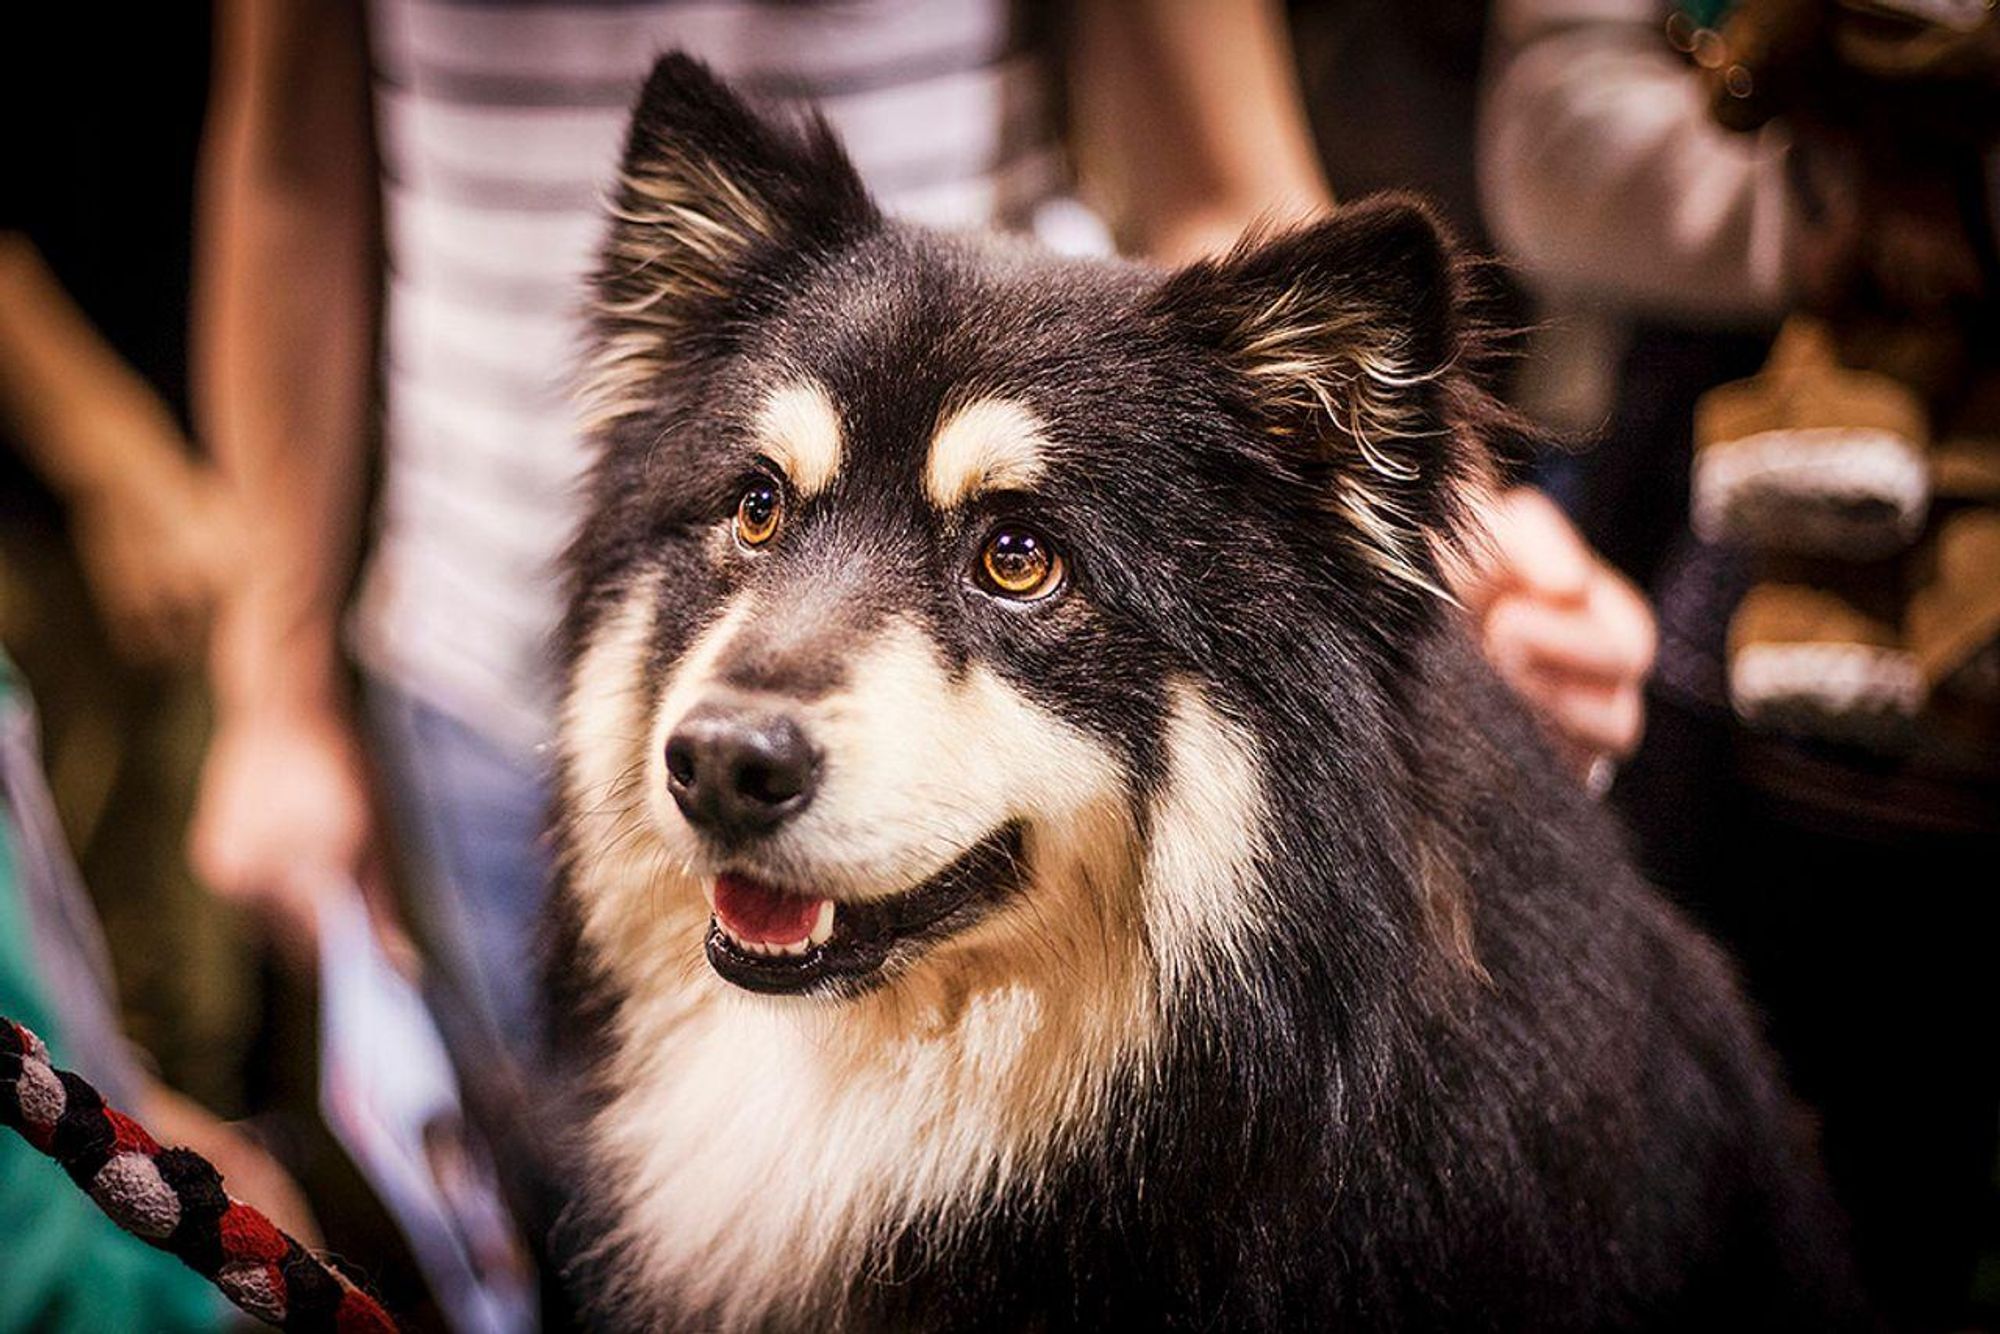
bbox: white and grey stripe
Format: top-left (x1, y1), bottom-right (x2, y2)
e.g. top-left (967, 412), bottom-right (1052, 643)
top-left (352, 0), bottom-right (1060, 752)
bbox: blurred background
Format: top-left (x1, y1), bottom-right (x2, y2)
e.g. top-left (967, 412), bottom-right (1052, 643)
top-left (2, 1), bottom-right (1995, 1330)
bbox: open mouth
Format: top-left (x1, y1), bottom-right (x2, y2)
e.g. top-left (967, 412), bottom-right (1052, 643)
top-left (703, 825), bottom-right (1024, 996)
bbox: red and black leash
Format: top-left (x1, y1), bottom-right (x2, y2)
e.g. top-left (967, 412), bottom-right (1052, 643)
top-left (0, 1016), bottom-right (397, 1332)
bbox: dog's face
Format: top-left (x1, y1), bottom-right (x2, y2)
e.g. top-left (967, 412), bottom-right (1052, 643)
top-left (560, 56), bottom-right (1488, 1009)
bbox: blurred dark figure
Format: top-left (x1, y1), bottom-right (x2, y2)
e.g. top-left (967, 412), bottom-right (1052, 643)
top-left (1289, 0), bottom-right (1657, 782)
top-left (1694, 0), bottom-right (2000, 763)
top-left (1485, 2), bottom-right (2000, 1327)
top-left (0, 4), bottom-right (259, 1115)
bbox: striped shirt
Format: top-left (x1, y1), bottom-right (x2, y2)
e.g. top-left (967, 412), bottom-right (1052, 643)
top-left (352, 1), bottom-right (1065, 755)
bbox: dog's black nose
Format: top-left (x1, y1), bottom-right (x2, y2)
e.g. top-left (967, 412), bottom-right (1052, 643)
top-left (664, 703), bottom-right (818, 837)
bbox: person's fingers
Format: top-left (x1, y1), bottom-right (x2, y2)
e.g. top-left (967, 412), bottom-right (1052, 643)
top-left (1444, 488), bottom-right (1508, 612)
top-left (1484, 594), bottom-right (1645, 687)
top-left (265, 873), bottom-right (329, 959)
top-left (1505, 669), bottom-right (1646, 762)
top-left (1486, 488), bottom-right (1595, 604)
top-left (189, 714), bottom-right (376, 956)
top-left (1458, 489), bottom-right (1655, 778)
top-left (354, 851), bottom-right (421, 975)
top-left (1450, 486), bottom-right (1594, 617)
top-left (98, 598), bottom-right (156, 662)
top-left (155, 563), bottom-right (217, 662)
top-left (113, 591), bottom-right (182, 665)
top-left (1584, 561), bottom-right (1658, 675)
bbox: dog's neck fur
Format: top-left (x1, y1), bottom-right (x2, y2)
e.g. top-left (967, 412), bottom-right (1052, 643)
top-left (572, 863), bottom-right (1147, 1327)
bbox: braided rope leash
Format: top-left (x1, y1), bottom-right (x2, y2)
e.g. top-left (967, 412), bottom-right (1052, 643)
top-left (0, 1017), bottom-right (397, 1332)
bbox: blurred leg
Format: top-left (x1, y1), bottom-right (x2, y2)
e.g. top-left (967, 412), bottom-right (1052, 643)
top-left (364, 680), bottom-right (553, 1063)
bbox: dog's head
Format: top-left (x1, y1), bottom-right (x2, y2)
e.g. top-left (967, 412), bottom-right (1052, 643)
top-left (559, 55), bottom-right (1498, 1009)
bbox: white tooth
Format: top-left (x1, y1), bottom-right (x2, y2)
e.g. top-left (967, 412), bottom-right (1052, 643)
top-left (711, 913), bottom-right (822, 959)
top-left (807, 899), bottom-right (836, 948)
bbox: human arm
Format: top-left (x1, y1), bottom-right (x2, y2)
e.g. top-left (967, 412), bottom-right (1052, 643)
top-left (1070, 0), bottom-right (1334, 264)
top-left (188, 0), bottom-right (384, 947)
top-left (0, 235), bottom-right (241, 663)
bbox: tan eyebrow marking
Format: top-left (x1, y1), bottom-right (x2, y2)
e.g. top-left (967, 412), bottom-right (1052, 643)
top-left (754, 380), bottom-right (844, 497)
top-left (924, 398), bottom-right (1052, 509)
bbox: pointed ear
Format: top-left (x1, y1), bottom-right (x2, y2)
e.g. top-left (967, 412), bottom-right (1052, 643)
top-left (587, 53), bottom-right (879, 426)
top-left (1149, 196), bottom-right (1499, 598)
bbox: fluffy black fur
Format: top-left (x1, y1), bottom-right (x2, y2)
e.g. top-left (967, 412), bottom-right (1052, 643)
top-left (547, 54), bottom-right (1857, 1330)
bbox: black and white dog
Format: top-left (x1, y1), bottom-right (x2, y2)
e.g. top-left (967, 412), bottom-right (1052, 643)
top-left (547, 54), bottom-right (1852, 1331)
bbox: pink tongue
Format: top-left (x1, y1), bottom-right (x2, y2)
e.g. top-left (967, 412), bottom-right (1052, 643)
top-left (713, 873), bottom-right (825, 945)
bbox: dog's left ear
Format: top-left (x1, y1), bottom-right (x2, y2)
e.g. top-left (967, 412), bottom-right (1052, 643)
top-left (1149, 196), bottom-right (1494, 596)
top-left (587, 53), bottom-right (880, 426)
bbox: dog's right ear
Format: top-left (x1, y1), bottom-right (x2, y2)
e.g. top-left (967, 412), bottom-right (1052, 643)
top-left (587, 54), bottom-right (879, 426)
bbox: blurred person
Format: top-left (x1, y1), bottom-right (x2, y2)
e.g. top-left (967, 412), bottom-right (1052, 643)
top-left (1482, 0), bottom-right (1804, 584)
top-left (0, 649), bottom-right (315, 1334)
top-left (190, 2), bottom-right (1656, 1275)
top-left (1077, 3), bottom-right (1655, 774)
top-left (1482, 2), bottom-right (2000, 1324)
top-left (0, 5), bottom-right (261, 1116)
top-left (1282, 0), bottom-right (1654, 778)
top-left (2, 22), bottom-right (451, 1323)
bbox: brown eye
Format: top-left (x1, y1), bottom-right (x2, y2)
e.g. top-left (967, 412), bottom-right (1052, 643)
top-left (979, 527), bottom-right (1064, 600)
top-left (735, 481), bottom-right (782, 547)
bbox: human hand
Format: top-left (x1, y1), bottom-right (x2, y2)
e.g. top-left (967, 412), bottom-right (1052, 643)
top-left (1452, 487), bottom-right (1658, 786)
top-left (141, 1082), bottom-right (321, 1249)
top-left (69, 447), bottom-right (243, 665)
top-left (190, 697), bottom-right (385, 955)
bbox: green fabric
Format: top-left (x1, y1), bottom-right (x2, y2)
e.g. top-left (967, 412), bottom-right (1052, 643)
top-left (0, 665), bottom-right (223, 1333)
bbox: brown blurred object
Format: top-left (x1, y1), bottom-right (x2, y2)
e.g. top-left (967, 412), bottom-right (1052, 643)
top-left (1691, 0), bottom-right (2000, 766)
top-left (1727, 574), bottom-right (1921, 745)
top-left (1693, 318), bottom-right (1931, 555)
top-left (1707, 0), bottom-right (1999, 316)
top-left (1909, 494), bottom-right (2000, 694)
top-left (1709, 0), bottom-right (2000, 132)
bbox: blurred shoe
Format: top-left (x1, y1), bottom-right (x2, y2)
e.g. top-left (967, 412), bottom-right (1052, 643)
top-left (1693, 319), bottom-right (1930, 558)
top-left (1728, 578), bottom-right (1923, 748)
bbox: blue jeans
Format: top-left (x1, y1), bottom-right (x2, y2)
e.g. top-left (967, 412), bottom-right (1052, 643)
top-left (366, 681), bottom-right (553, 1064)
